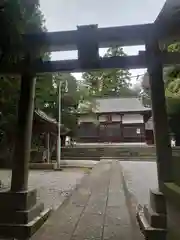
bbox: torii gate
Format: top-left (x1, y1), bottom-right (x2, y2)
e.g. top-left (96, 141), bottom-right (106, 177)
top-left (0, 0), bottom-right (179, 239)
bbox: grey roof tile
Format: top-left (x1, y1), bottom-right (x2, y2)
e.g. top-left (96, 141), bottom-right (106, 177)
top-left (94, 97), bottom-right (151, 113)
top-left (34, 109), bottom-right (70, 133)
top-left (35, 109), bottom-right (57, 124)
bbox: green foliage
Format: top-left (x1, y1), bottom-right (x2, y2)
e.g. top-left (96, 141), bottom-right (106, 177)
top-left (36, 73), bottom-right (79, 136)
top-left (0, 0), bottom-right (81, 146)
top-left (165, 43), bottom-right (180, 116)
top-left (77, 46), bottom-right (140, 115)
top-left (140, 42), bottom-right (180, 143)
top-left (168, 42), bottom-right (180, 53)
top-left (0, 0), bottom-right (48, 156)
top-left (140, 89), bottom-right (151, 107)
top-left (82, 46), bottom-right (134, 98)
top-left (0, 76), bottom-right (20, 147)
top-left (0, 0), bottom-right (45, 63)
top-left (164, 45), bottom-right (180, 142)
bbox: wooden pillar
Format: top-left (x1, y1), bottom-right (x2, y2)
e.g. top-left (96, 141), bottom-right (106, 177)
top-left (145, 39), bottom-right (172, 189)
top-left (120, 114), bottom-right (123, 142)
top-left (11, 58), bottom-right (36, 192)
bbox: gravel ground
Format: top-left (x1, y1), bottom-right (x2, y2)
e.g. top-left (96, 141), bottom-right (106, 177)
top-left (0, 169), bottom-right (85, 210)
top-left (0, 162), bottom-right (158, 209)
top-left (120, 161), bottom-right (158, 206)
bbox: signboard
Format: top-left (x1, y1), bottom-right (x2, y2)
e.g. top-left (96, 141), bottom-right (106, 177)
top-left (136, 128), bottom-right (141, 134)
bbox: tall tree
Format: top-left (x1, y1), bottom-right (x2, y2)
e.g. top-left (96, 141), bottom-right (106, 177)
top-left (82, 46), bottom-right (133, 97)
top-left (36, 73), bottom-right (79, 136)
top-left (0, 0), bottom-right (49, 156)
top-left (0, 0), bottom-right (46, 63)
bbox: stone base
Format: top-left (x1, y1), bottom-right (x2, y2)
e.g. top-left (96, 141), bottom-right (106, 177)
top-left (54, 167), bottom-right (63, 171)
top-left (137, 204), bottom-right (167, 239)
top-left (29, 163), bottom-right (55, 170)
top-left (163, 183), bottom-right (180, 239)
top-left (136, 189), bottom-right (167, 240)
top-left (143, 205), bottom-right (167, 229)
top-left (0, 189), bottom-right (52, 239)
top-left (150, 189), bottom-right (166, 214)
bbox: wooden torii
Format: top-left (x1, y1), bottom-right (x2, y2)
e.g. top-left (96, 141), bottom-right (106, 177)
top-left (0, 0), bottom-right (179, 239)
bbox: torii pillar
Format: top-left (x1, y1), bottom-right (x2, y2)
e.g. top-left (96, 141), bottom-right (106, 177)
top-left (146, 39), bottom-right (173, 189)
top-left (136, 38), bottom-right (173, 239)
top-left (0, 56), bottom-right (51, 239)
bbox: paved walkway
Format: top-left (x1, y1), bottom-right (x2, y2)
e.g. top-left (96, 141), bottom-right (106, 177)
top-left (120, 161), bottom-right (158, 206)
top-left (32, 160), bottom-right (143, 240)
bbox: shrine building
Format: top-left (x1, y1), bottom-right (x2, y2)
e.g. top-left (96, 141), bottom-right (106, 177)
top-left (77, 97), bottom-right (152, 143)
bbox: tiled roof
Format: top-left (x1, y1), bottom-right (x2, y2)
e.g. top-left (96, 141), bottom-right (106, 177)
top-left (94, 97), bottom-right (151, 113)
top-left (35, 110), bottom-right (57, 124)
top-left (34, 109), bottom-right (70, 134)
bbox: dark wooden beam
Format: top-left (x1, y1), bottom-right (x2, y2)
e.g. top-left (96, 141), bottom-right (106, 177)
top-left (1, 52), bottom-right (180, 74)
top-left (22, 24), bottom-right (152, 52)
top-left (77, 25), bottom-right (100, 69)
top-left (20, 22), bottom-right (180, 52)
top-left (0, 55), bottom-right (146, 74)
top-left (155, 0), bottom-right (180, 46)
top-left (155, 0), bottom-right (180, 24)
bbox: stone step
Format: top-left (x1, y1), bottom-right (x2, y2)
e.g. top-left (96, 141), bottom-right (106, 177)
top-left (61, 157), bottom-right (156, 161)
top-left (61, 152), bottom-right (156, 155)
top-left (0, 208), bottom-right (52, 239)
top-left (136, 204), bottom-right (167, 240)
top-left (143, 205), bottom-right (167, 229)
top-left (61, 157), bottom-right (100, 160)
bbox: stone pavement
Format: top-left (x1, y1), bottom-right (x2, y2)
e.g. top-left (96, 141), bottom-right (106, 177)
top-left (0, 169), bottom-right (85, 210)
top-left (32, 160), bottom-right (143, 240)
top-left (120, 161), bottom-right (158, 206)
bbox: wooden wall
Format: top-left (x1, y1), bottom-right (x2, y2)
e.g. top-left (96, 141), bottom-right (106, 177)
top-left (77, 112), bottom-right (146, 142)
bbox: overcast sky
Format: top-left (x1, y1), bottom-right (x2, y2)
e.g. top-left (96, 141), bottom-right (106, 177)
top-left (39, 0), bottom-right (166, 83)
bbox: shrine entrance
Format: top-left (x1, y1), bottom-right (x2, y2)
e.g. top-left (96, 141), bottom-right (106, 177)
top-left (99, 122), bottom-right (121, 143)
top-left (0, 0), bottom-right (180, 238)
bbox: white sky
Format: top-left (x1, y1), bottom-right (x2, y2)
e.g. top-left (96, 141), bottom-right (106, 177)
top-left (39, 0), bottom-right (166, 84)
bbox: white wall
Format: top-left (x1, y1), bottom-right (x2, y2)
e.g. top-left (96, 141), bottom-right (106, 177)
top-left (122, 114), bottom-right (144, 124)
top-left (98, 114), bottom-right (121, 122)
top-left (145, 117), bottom-right (153, 130)
top-left (78, 115), bottom-right (97, 124)
top-left (78, 113), bottom-right (144, 124)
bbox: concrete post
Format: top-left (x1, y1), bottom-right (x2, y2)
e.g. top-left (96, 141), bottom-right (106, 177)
top-left (47, 132), bottom-right (50, 163)
top-left (11, 65), bottom-right (36, 192)
top-left (146, 39), bottom-right (173, 190)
